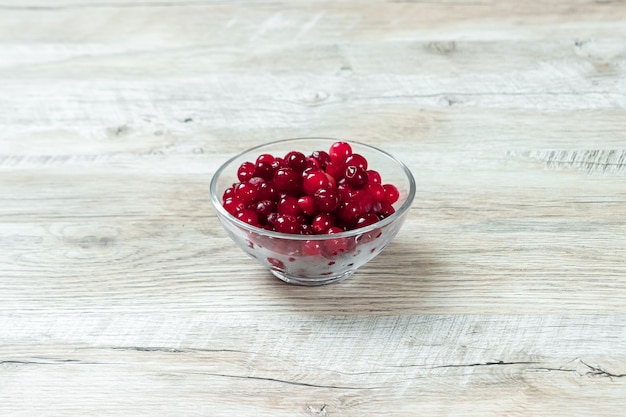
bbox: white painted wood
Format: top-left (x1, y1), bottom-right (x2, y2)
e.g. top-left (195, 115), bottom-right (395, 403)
top-left (1, 0), bottom-right (625, 415)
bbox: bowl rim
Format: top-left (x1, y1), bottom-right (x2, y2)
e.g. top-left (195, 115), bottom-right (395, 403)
top-left (209, 137), bottom-right (416, 241)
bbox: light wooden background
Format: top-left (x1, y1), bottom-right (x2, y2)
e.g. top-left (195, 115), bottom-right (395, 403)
top-left (1, 1), bottom-right (626, 415)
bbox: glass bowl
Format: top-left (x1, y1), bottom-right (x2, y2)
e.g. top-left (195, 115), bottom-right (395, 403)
top-left (209, 138), bottom-right (415, 286)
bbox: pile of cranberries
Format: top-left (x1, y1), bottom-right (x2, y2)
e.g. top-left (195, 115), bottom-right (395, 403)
top-left (221, 141), bottom-right (400, 235)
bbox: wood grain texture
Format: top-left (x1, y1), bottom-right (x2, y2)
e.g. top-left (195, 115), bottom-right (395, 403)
top-left (1, 0), bottom-right (625, 415)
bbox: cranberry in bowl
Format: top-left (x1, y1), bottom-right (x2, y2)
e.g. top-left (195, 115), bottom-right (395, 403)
top-left (209, 138), bottom-right (415, 286)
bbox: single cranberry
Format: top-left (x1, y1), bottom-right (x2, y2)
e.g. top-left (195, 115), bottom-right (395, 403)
top-left (302, 240), bottom-right (322, 256)
top-left (222, 186), bottom-right (235, 201)
top-left (254, 161), bottom-right (276, 181)
top-left (312, 212), bottom-right (334, 234)
top-left (285, 151), bottom-right (308, 172)
top-left (234, 182), bottom-right (258, 204)
top-left (310, 150), bottom-right (331, 169)
top-left (256, 153), bottom-right (275, 164)
top-left (236, 209), bottom-right (258, 226)
top-left (274, 157), bottom-right (287, 167)
top-left (337, 200), bottom-right (361, 225)
top-left (367, 170), bottom-right (382, 185)
top-left (257, 181), bottom-right (278, 201)
top-left (329, 141), bottom-right (352, 165)
top-left (223, 197), bottom-right (244, 215)
top-left (378, 202), bottom-right (396, 218)
top-left (345, 153), bottom-right (368, 170)
top-left (382, 184), bottom-right (400, 205)
top-left (237, 161), bottom-right (256, 183)
top-left (323, 227), bottom-right (349, 257)
top-left (367, 183), bottom-right (385, 202)
top-left (297, 196), bottom-right (319, 216)
top-left (278, 195), bottom-right (302, 216)
top-left (305, 157), bottom-right (320, 169)
top-left (273, 167), bottom-right (301, 194)
top-left (314, 187), bottom-right (340, 211)
top-left (354, 212), bottom-right (379, 229)
top-left (344, 165), bottom-right (368, 189)
top-left (255, 200), bottom-right (277, 223)
top-left (302, 170), bottom-right (330, 196)
top-left (274, 214), bottom-right (300, 234)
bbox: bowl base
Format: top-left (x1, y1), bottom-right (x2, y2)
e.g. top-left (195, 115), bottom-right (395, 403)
top-left (270, 269), bottom-right (355, 286)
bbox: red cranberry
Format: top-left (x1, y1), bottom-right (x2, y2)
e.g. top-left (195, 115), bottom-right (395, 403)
top-left (285, 151), bottom-right (308, 172)
top-left (273, 167), bottom-right (301, 194)
top-left (337, 200), bottom-right (361, 226)
top-left (325, 161), bottom-right (344, 180)
top-left (236, 209), bottom-right (258, 226)
top-left (274, 214), bottom-right (300, 234)
top-left (303, 170), bottom-right (330, 196)
top-left (256, 153), bottom-right (275, 164)
top-left (329, 141), bottom-right (352, 165)
top-left (302, 240), bottom-right (322, 256)
top-left (234, 182), bottom-right (258, 204)
top-left (345, 153), bottom-right (368, 170)
top-left (312, 213), bottom-right (334, 234)
top-left (305, 157), bottom-right (320, 169)
top-left (367, 183), bottom-right (385, 202)
top-left (310, 150), bottom-right (331, 169)
top-left (314, 187), bottom-right (340, 211)
top-left (223, 197), bottom-right (244, 215)
top-left (336, 181), bottom-right (353, 201)
top-left (255, 200), bottom-right (277, 223)
top-left (354, 212), bottom-right (379, 229)
top-left (297, 196), bottom-right (319, 216)
top-left (350, 189), bottom-right (374, 214)
top-left (257, 181), bottom-right (278, 201)
top-left (274, 157), bottom-right (287, 168)
top-left (254, 161), bottom-right (276, 181)
top-left (223, 186), bottom-right (235, 201)
top-left (344, 165), bottom-right (368, 189)
top-left (378, 202), bottom-right (396, 218)
top-left (278, 195), bottom-right (302, 216)
top-left (382, 184), bottom-right (400, 205)
top-left (323, 227), bottom-right (349, 257)
top-left (237, 162), bottom-right (256, 183)
top-left (367, 170), bottom-right (382, 184)
top-left (267, 257), bottom-right (285, 269)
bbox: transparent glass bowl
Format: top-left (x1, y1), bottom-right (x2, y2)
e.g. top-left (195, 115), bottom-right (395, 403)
top-left (210, 138), bottom-right (416, 286)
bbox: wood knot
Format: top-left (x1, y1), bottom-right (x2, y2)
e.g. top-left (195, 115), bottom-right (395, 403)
top-left (425, 41), bottom-right (457, 55)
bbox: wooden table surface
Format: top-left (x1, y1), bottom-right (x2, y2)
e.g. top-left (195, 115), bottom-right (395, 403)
top-left (2, 1), bottom-right (625, 415)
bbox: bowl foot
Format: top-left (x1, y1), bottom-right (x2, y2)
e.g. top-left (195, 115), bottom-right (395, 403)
top-left (270, 269), bottom-right (355, 286)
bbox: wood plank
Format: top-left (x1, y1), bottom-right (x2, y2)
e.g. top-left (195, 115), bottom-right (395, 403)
top-left (1, 314), bottom-right (625, 416)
